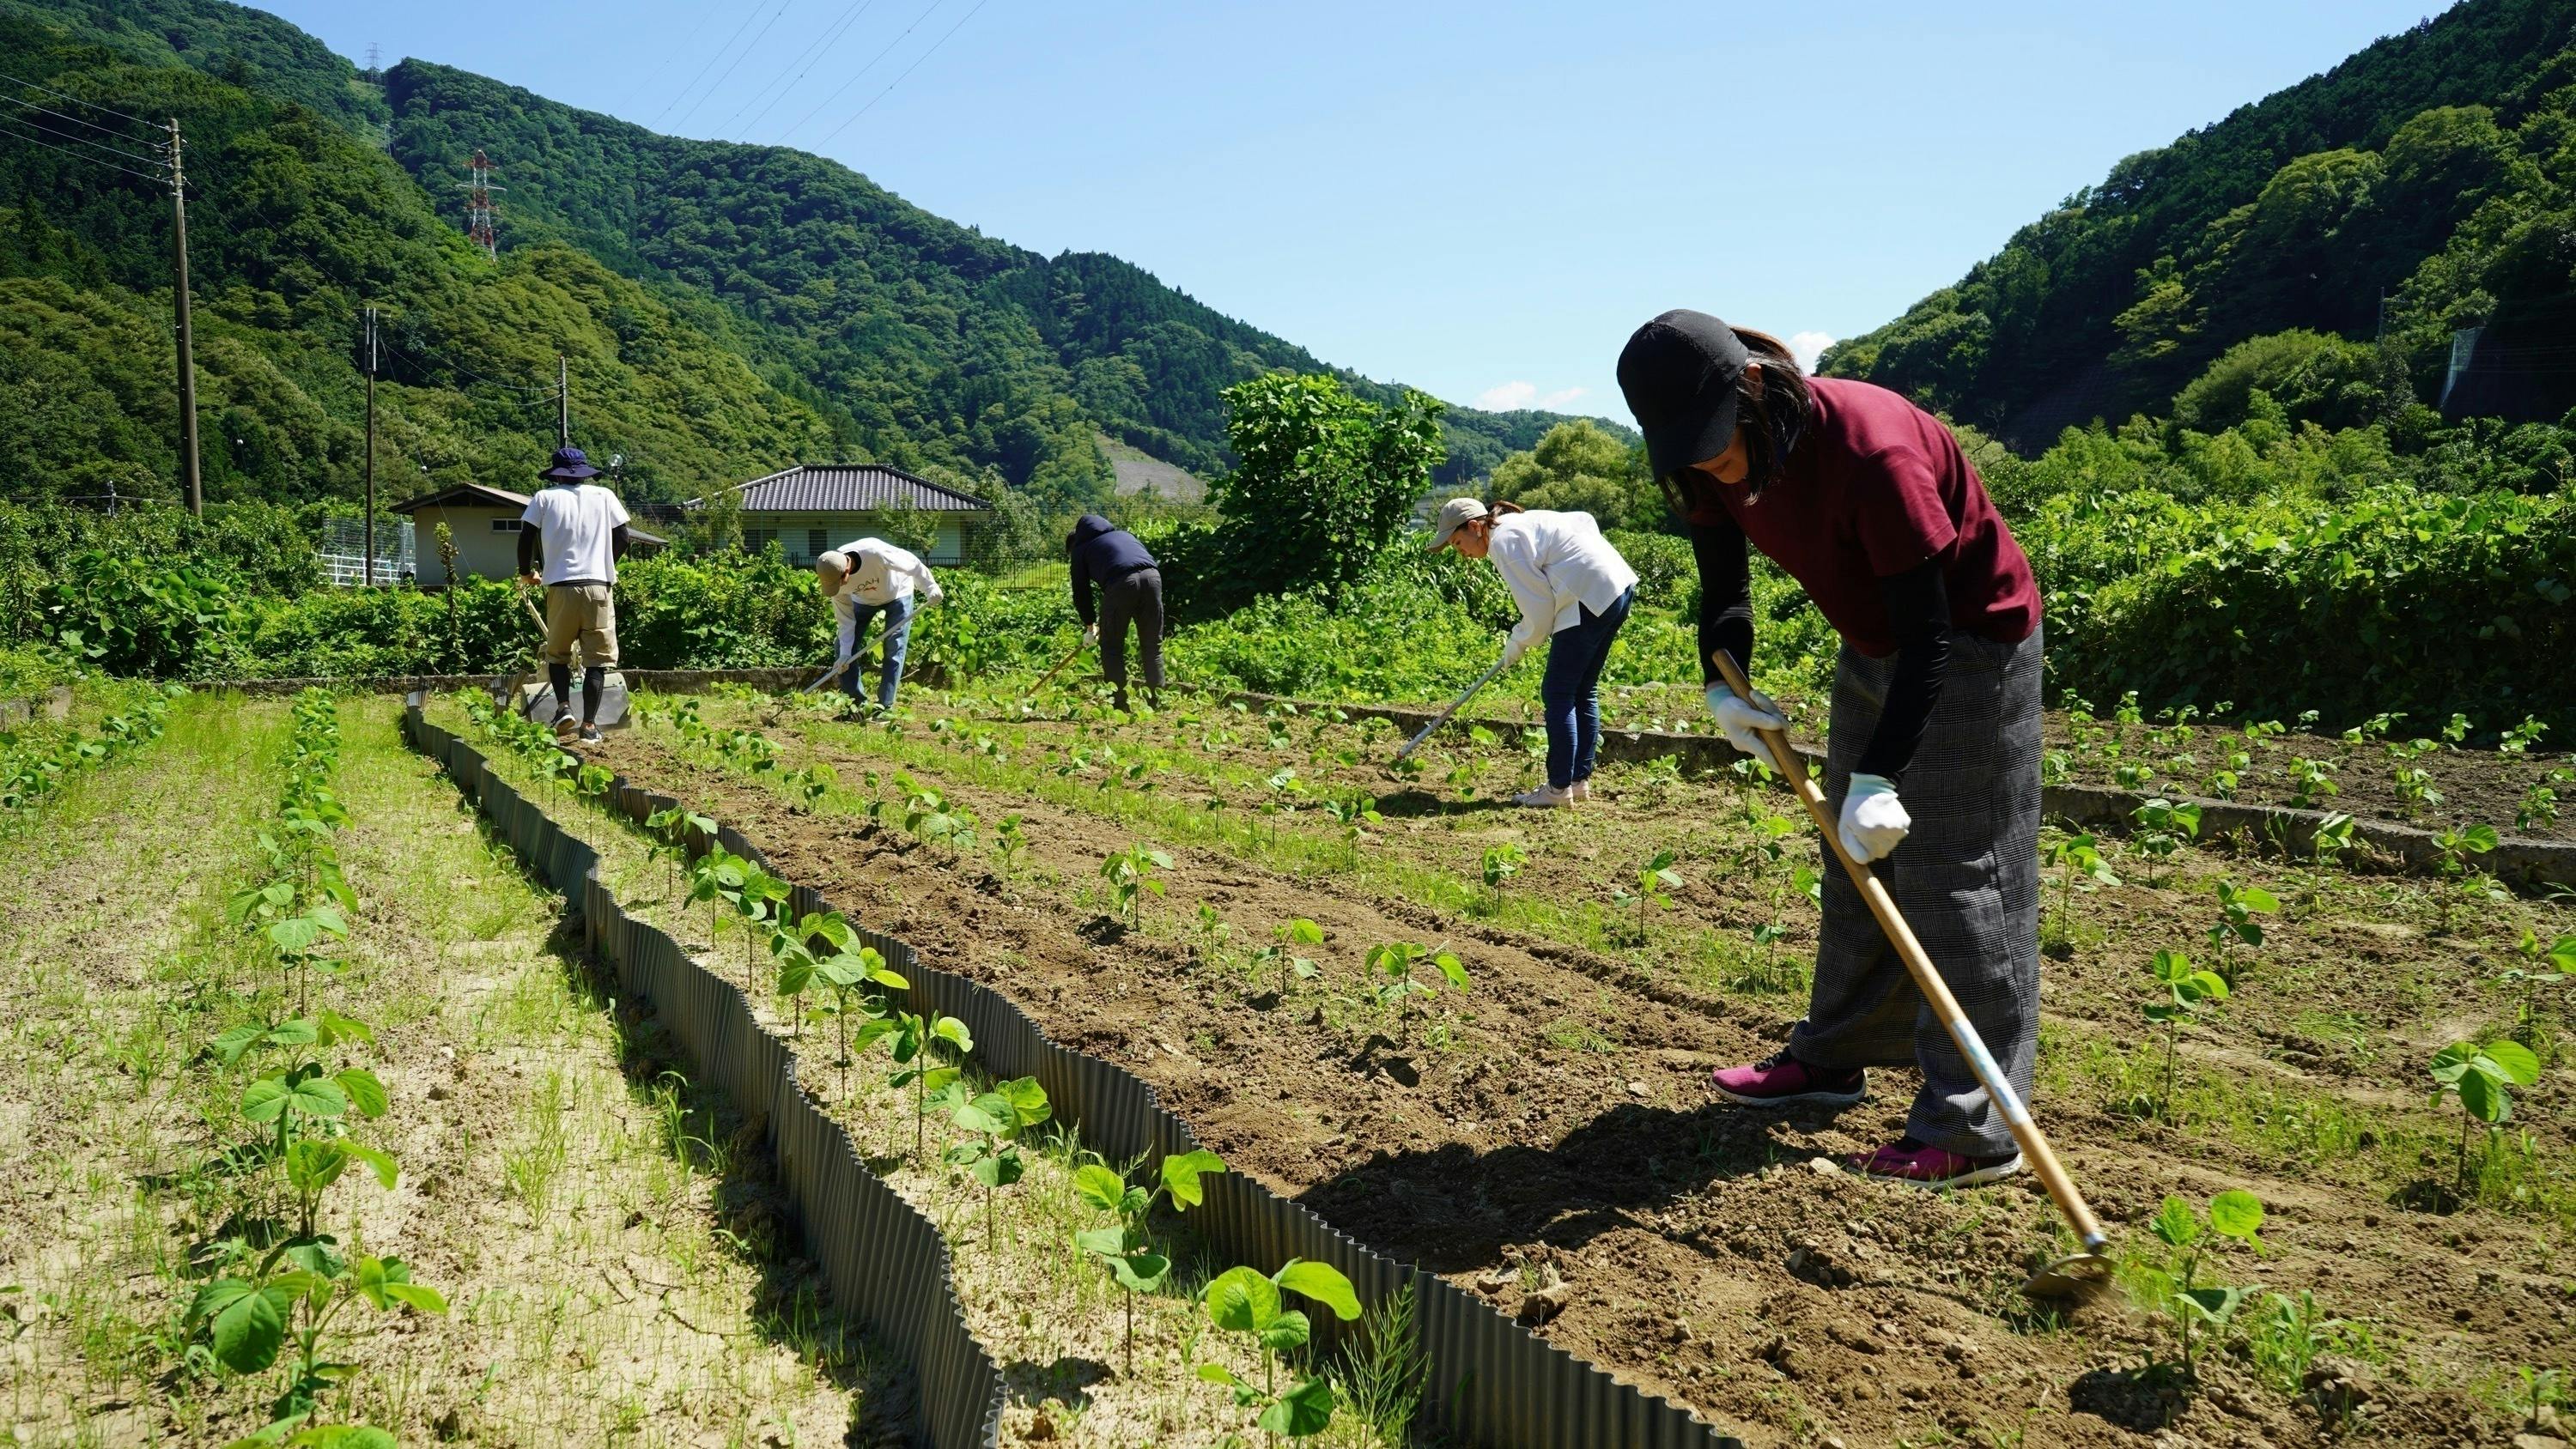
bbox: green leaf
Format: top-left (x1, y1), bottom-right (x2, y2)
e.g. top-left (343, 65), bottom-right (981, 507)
top-left (283, 1140), bottom-right (349, 1195)
top-left (1259, 1376), bottom-right (1337, 1438)
top-left (283, 1427), bottom-right (398, 1449)
top-left (1273, 1258), bottom-right (1361, 1321)
top-left (971, 1151), bottom-right (1024, 1190)
top-left (2483, 1039), bottom-right (2542, 1086)
top-left (381, 1282), bottom-right (447, 1315)
top-left (996, 1076), bottom-right (1052, 1129)
top-left (2457, 1068), bottom-right (2508, 1123)
top-left (2178, 1284), bottom-right (2246, 1325)
top-left (2206, 1190), bottom-right (2264, 1240)
top-left (1284, 919), bottom-right (1324, 946)
top-left (1257, 1307), bottom-right (1312, 1354)
top-left (343, 1142), bottom-right (399, 1191)
top-left (208, 1280), bottom-right (284, 1373)
top-left (210, 1023), bottom-right (266, 1065)
top-left (1073, 1226), bottom-right (1133, 1258)
top-left (1073, 1164), bottom-right (1129, 1214)
top-left (2461, 824), bottom-right (2500, 852)
top-left (2239, 887), bottom-right (2280, 912)
top-left (333, 1069), bottom-right (388, 1119)
top-left (1160, 1149), bottom-right (1228, 1210)
top-left (1108, 1250), bottom-right (1170, 1294)
top-left (2184, 971), bottom-right (2231, 1002)
top-left (954, 1094), bottom-right (1011, 1135)
top-left (267, 1018), bottom-right (319, 1048)
top-left (932, 1017), bottom-right (974, 1055)
top-left (1196, 1362), bottom-right (1250, 1391)
top-left (1433, 951), bottom-right (1469, 989)
top-left (2150, 1195), bottom-right (2199, 1248)
top-left (1204, 1265), bottom-right (1279, 1334)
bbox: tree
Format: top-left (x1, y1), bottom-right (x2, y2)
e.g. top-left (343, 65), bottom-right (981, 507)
top-left (1211, 373), bottom-right (1444, 598)
top-left (1486, 420), bottom-right (1665, 531)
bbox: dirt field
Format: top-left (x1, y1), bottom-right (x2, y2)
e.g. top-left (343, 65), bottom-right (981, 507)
top-left (546, 685), bottom-right (2575, 1448)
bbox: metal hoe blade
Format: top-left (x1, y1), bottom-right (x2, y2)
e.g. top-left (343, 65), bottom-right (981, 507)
top-left (2023, 1246), bottom-right (2114, 1301)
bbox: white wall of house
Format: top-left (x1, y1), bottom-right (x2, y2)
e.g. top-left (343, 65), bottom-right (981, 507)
top-left (741, 511), bottom-right (972, 566)
top-left (408, 506), bottom-right (526, 585)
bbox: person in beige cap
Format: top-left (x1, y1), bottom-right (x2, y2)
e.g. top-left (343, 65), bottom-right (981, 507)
top-left (1428, 496), bottom-right (1637, 807)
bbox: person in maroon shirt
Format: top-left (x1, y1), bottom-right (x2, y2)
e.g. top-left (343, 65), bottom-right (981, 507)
top-left (1618, 309), bottom-right (2044, 1190)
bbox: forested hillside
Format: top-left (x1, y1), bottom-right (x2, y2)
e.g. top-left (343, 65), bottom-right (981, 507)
top-left (1822, 0), bottom-right (2576, 446)
top-left (0, 0), bottom-right (1574, 511)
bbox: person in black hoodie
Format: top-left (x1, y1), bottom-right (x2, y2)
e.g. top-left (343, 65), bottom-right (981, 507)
top-left (1066, 514), bottom-right (1163, 711)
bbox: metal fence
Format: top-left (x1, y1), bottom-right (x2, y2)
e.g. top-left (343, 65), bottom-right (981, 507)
top-left (315, 516), bottom-right (415, 586)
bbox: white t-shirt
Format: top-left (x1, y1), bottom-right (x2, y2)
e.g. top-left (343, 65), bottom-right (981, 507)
top-left (829, 538), bottom-right (943, 661)
top-left (520, 482), bottom-right (631, 585)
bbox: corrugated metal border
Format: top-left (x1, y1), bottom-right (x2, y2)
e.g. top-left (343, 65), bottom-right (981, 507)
top-left (414, 702), bottom-right (1746, 1449)
top-left (403, 704), bottom-right (1005, 1449)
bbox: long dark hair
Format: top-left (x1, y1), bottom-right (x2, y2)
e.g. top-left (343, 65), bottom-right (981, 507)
top-left (1659, 327), bottom-right (1814, 520)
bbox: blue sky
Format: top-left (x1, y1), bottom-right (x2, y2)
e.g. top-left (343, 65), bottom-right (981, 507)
top-left (264, 0), bottom-right (2449, 421)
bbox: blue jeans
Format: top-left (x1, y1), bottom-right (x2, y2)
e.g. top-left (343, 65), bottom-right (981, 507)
top-left (842, 594), bottom-right (914, 711)
top-left (1539, 585), bottom-right (1633, 790)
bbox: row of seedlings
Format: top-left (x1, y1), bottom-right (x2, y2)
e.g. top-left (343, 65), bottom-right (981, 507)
top-left (0, 681), bottom-right (181, 820)
top-left (465, 692), bottom-right (1384, 1445)
top-left (189, 689), bottom-right (446, 1447)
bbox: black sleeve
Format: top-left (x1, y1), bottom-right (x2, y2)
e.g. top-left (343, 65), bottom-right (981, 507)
top-left (517, 524), bottom-right (538, 577)
top-left (1689, 519), bottom-right (1754, 687)
top-left (611, 523), bottom-right (631, 561)
top-left (1854, 560), bottom-right (1953, 783)
top-left (1068, 543), bottom-right (1096, 627)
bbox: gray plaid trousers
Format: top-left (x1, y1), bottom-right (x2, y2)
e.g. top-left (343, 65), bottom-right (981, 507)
top-left (1789, 624), bottom-right (2044, 1158)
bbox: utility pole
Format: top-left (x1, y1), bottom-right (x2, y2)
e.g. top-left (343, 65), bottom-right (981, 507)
top-left (169, 118), bottom-right (203, 516)
top-left (363, 305), bottom-right (379, 585)
top-left (557, 354), bottom-right (569, 447)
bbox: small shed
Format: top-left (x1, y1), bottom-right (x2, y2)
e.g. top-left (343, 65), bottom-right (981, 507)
top-left (695, 464), bottom-right (993, 567)
top-left (392, 482), bottom-right (665, 585)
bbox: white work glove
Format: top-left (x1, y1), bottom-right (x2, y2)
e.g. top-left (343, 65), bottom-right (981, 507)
top-left (1500, 639), bottom-right (1528, 670)
top-left (1083, 623), bottom-right (1099, 645)
top-left (1838, 773), bottom-right (1911, 864)
top-left (1704, 683), bottom-right (1787, 758)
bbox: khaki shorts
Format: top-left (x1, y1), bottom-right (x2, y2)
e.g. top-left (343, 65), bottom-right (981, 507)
top-left (543, 583), bottom-right (618, 667)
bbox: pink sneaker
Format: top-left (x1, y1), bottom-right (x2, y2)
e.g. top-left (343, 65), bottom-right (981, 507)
top-left (1710, 1049), bottom-right (1865, 1108)
top-left (1847, 1137), bottom-right (2023, 1189)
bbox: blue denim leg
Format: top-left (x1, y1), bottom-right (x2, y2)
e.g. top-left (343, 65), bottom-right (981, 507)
top-left (842, 601), bottom-right (884, 705)
top-left (1540, 586), bottom-right (1633, 788)
top-left (876, 594), bottom-right (915, 711)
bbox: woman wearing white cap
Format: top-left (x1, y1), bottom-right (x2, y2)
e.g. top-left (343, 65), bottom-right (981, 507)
top-left (1428, 497), bottom-right (1638, 808)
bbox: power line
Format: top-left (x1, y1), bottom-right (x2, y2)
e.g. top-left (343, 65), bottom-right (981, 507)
top-left (780, 0), bottom-right (944, 141)
top-left (630, 9), bottom-right (726, 99)
top-left (377, 336), bottom-right (561, 395)
top-left (671, 0), bottom-right (793, 133)
top-left (0, 118), bottom-right (169, 183)
top-left (0, 90), bottom-right (160, 149)
top-left (653, 5), bottom-right (769, 125)
top-left (0, 68), bottom-right (160, 126)
top-left (0, 100), bottom-right (170, 170)
top-left (724, 0), bottom-right (877, 140)
top-left (813, 0), bottom-right (991, 147)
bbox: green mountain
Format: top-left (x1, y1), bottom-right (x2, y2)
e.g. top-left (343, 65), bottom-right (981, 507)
top-left (0, 0), bottom-right (1575, 512)
top-left (1822, 0), bottom-right (2576, 446)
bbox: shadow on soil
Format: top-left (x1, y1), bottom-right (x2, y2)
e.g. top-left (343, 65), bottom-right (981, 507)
top-left (463, 796), bottom-right (921, 1448)
top-left (1293, 1095), bottom-right (1832, 1271)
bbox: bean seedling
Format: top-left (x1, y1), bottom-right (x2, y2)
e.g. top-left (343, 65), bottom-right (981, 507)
top-left (2428, 823), bottom-right (2500, 932)
top-left (884, 1009), bottom-right (975, 1164)
top-left (1073, 1149), bottom-right (1228, 1373)
top-left (1366, 941), bottom-right (1468, 1046)
top-left (1196, 1258), bottom-right (1363, 1446)
top-left (812, 944), bottom-right (908, 1100)
top-left (941, 1076), bottom-right (1052, 1250)
top-left (2141, 1189), bottom-right (2265, 1379)
top-left (1252, 918), bottom-right (1324, 1000)
top-left (2142, 949), bottom-right (2229, 1121)
top-left (2130, 797), bottom-right (2202, 887)
top-left (1612, 848), bottom-right (1684, 949)
top-left (2286, 757), bottom-right (2337, 809)
top-left (1479, 841), bottom-right (1525, 916)
top-left (2497, 930), bottom-right (2576, 1051)
top-left (785, 761), bottom-right (837, 813)
top-left (2205, 878), bottom-right (2278, 976)
top-left (2041, 833), bottom-right (2117, 951)
top-left (1099, 843), bottom-right (1172, 929)
top-left (2427, 1038), bottom-right (2540, 1195)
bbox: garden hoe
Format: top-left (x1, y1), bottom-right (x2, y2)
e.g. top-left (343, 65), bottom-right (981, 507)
top-left (1392, 653), bottom-right (1510, 766)
top-left (1030, 635), bottom-right (1091, 693)
top-left (507, 586), bottom-right (632, 733)
top-left (762, 655), bottom-right (858, 724)
top-left (1712, 653), bottom-right (2113, 1302)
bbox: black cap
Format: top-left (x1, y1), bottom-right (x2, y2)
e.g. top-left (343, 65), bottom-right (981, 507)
top-left (1618, 310), bottom-right (1748, 482)
top-left (538, 446), bottom-right (600, 482)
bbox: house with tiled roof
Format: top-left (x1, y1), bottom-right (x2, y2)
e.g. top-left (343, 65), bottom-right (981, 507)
top-left (687, 464), bottom-right (995, 567)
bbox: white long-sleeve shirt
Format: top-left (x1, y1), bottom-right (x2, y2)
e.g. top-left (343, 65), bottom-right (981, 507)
top-left (829, 538), bottom-right (942, 661)
top-left (1485, 510), bottom-right (1639, 666)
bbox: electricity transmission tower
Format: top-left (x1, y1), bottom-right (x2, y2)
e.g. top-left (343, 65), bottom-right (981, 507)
top-left (461, 148), bottom-right (501, 260)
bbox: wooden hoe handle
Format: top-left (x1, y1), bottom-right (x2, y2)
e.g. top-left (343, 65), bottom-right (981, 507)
top-left (1712, 654), bottom-right (2106, 1253)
